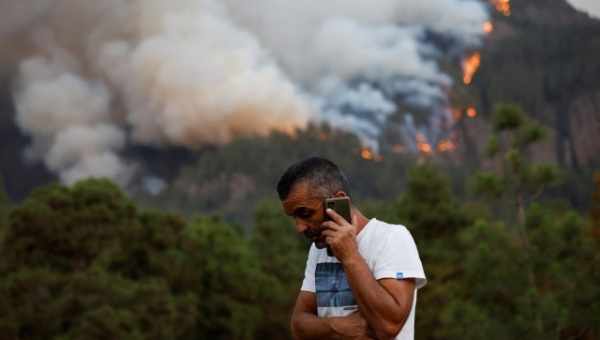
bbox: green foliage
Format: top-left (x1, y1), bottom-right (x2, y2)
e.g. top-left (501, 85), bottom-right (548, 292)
top-left (440, 204), bottom-right (600, 339)
top-left (0, 175), bottom-right (10, 244)
top-left (0, 268), bottom-right (197, 340)
top-left (474, 103), bottom-right (561, 224)
top-left (394, 164), bottom-right (470, 238)
top-left (592, 173), bottom-right (600, 230)
top-left (514, 121), bottom-right (546, 148)
top-left (250, 200), bottom-right (309, 339)
top-left (455, 104), bottom-right (600, 338)
top-left (0, 180), bottom-right (197, 340)
top-left (1, 161), bottom-right (599, 340)
top-left (523, 164), bottom-right (561, 191)
top-left (3, 179), bottom-right (136, 272)
top-left (366, 164), bottom-right (474, 339)
top-left (0, 179), bottom-right (301, 340)
top-left (364, 162), bottom-right (600, 340)
top-left (185, 216), bottom-right (264, 339)
top-left (442, 219), bottom-right (525, 339)
top-left (493, 103), bottom-right (525, 132)
top-left (485, 135), bottom-right (500, 158)
top-left (473, 171), bottom-right (505, 198)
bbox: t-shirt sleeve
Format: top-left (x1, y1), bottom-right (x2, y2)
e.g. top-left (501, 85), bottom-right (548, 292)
top-left (300, 244), bottom-right (317, 292)
top-left (373, 226), bottom-right (427, 289)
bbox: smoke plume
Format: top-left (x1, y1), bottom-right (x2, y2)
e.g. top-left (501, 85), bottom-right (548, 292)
top-left (2, 0), bottom-right (488, 186)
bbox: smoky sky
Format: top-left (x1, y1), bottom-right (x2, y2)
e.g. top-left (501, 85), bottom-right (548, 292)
top-left (1, 0), bottom-right (488, 186)
top-left (568, 0), bottom-right (600, 18)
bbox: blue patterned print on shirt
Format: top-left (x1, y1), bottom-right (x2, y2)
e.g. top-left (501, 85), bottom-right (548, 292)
top-left (315, 262), bottom-right (356, 307)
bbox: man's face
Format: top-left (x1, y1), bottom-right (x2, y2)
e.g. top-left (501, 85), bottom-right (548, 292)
top-left (282, 181), bottom-right (328, 248)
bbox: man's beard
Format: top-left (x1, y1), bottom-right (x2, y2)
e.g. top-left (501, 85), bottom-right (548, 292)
top-left (304, 227), bottom-right (327, 248)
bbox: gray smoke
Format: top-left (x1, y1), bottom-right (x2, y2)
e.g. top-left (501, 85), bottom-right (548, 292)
top-left (3, 0), bottom-right (488, 185)
top-left (228, 0), bottom-right (487, 148)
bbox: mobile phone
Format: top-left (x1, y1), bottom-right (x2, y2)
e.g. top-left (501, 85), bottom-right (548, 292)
top-left (324, 197), bottom-right (352, 223)
top-left (323, 197), bottom-right (352, 256)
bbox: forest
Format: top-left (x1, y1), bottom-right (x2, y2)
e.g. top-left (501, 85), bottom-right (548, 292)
top-left (1, 104), bottom-right (600, 339)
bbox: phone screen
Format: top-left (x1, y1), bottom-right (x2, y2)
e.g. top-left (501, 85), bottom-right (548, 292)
top-left (323, 197), bottom-right (351, 257)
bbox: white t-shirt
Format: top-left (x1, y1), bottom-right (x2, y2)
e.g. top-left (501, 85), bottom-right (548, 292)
top-left (300, 218), bottom-right (427, 340)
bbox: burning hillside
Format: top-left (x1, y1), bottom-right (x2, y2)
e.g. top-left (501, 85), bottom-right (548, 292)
top-left (1, 0), bottom-right (490, 188)
top-left (4, 0), bottom-right (565, 184)
top-left (491, 0), bottom-right (512, 16)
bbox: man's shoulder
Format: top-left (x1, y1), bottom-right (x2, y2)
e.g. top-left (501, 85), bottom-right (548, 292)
top-left (367, 218), bottom-right (411, 238)
top-left (367, 218), bottom-right (427, 288)
top-left (365, 218), bottom-right (420, 256)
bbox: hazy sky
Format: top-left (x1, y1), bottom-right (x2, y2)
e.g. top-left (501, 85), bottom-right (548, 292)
top-left (568, 0), bottom-right (600, 18)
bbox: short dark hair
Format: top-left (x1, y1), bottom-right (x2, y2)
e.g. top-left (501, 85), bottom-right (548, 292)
top-left (277, 157), bottom-right (350, 200)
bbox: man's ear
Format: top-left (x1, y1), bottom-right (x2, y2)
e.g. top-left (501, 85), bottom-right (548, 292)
top-left (335, 191), bottom-right (352, 206)
top-left (334, 191), bottom-right (348, 198)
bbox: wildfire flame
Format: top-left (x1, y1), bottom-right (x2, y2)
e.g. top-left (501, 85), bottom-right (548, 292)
top-left (437, 139), bottom-right (457, 153)
top-left (416, 133), bottom-right (433, 155)
top-left (490, 0), bottom-right (511, 16)
top-left (462, 52), bottom-right (481, 85)
top-left (467, 106), bottom-right (478, 118)
top-left (418, 143), bottom-right (432, 154)
top-left (483, 21), bottom-right (494, 34)
top-left (360, 147), bottom-right (383, 161)
top-left (361, 147), bottom-right (374, 160)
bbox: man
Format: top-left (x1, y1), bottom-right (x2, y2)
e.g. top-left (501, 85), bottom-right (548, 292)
top-left (277, 157), bottom-right (426, 340)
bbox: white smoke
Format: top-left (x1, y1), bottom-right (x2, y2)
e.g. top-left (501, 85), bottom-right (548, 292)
top-left (16, 57), bottom-right (112, 137)
top-left (96, 2), bottom-right (311, 146)
top-left (48, 125), bottom-right (134, 186)
top-left (14, 56), bottom-right (133, 185)
top-left (4, 0), bottom-right (488, 186)
top-left (568, 0), bottom-right (600, 19)
top-left (225, 0), bottom-right (487, 148)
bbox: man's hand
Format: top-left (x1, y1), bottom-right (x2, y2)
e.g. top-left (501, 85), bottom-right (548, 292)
top-left (291, 292), bottom-right (376, 340)
top-left (328, 312), bottom-right (377, 340)
top-left (322, 208), bottom-right (360, 262)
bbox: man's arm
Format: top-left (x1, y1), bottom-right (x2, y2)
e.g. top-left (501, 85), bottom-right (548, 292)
top-left (322, 210), bottom-right (416, 340)
top-left (343, 259), bottom-right (415, 339)
top-left (291, 291), bottom-right (375, 340)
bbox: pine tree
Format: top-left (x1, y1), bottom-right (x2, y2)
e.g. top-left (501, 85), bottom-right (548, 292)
top-left (250, 199), bottom-right (308, 339)
top-left (473, 103), bottom-right (560, 225)
top-left (0, 175), bottom-right (9, 243)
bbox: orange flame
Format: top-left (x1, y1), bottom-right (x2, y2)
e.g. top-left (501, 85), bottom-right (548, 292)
top-left (416, 133), bottom-right (433, 155)
top-left (437, 139), bottom-right (457, 153)
top-left (490, 0), bottom-right (511, 16)
top-left (419, 144), bottom-right (432, 154)
top-left (359, 147), bottom-right (383, 161)
top-left (360, 147), bottom-right (374, 160)
top-left (462, 52), bottom-right (481, 85)
top-left (467, 106), bottom-right (478, 118)
top-left (483, 21), bottom-right (494, 34)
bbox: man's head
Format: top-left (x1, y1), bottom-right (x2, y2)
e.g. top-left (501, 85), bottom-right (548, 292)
top-left (277, 157), bottom-right (350, 248)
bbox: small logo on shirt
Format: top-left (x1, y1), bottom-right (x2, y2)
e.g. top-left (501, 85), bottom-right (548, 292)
top-left (396, 272), bottom-right (404, 279)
